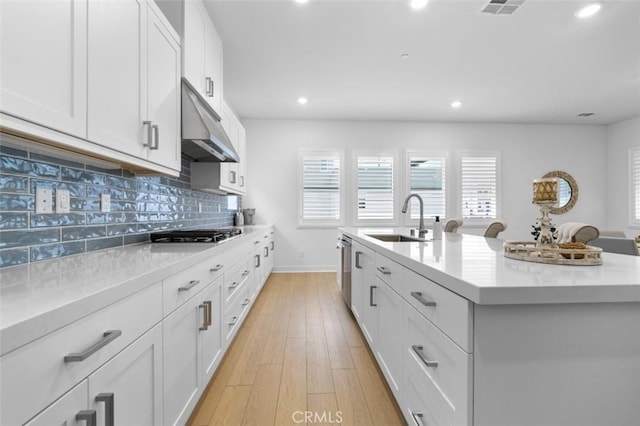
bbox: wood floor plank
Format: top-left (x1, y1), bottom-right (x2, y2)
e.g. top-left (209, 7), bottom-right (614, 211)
top-left (260, 303), bottom-right (291, 364)
top-left (241, 364), bottom-right (283, 426)
top-left (307, 394), bottom-right (341, 426)
top-left (350, 346), bottom-right (405, 426)
top-left (227, 313), bottom-right (274, 385)
top-left (274, 338), bottom-right (307, 425)
top-left (207, 385), bottom-right (252, 426)
top-left (306, 316), bottom-right (334, 394)
top-left (288, 277), bottom-right (307, 338)
top-left (320, 295), bottom-right (355, 369)
top-left (332, 369), bottom-right (374, 426)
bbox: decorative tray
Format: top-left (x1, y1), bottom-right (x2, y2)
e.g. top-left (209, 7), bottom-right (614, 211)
top-left (503, 241), bottom-right (603, 265)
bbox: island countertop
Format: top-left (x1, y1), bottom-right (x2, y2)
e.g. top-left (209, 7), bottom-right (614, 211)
top-left (340, 227), bottom-right (640, 305)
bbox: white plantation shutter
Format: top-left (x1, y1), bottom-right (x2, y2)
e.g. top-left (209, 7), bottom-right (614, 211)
top-left (409, 156), bottom-right (446, 219)
top-left (633, 148), bottom-right (640, 223)
top-left (460, 154), bottom-right (498, 219)
top-left (300, 152), bottom-right (342, 224)
top-left (357, 155), bottom-right (394, 220)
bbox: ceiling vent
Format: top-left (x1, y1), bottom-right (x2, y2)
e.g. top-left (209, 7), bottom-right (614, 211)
top-left (481, 0), bottom-right (525, 15)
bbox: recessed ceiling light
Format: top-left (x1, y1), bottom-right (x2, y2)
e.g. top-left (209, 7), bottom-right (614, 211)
top-left (410, 0), bottom-right (428, 10)
top-left (400, 54), bottom-right (410, 61)
top-left (298, 97), bottom-right (308, 105)
top-left (451, 100), bottom-right (462, 108)
top-left (577, 112), bottom-right (595, 117)
top-left (576, 3), bottom-right (601, 18)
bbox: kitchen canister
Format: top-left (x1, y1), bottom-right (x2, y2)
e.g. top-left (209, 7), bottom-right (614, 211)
top-left (234, 211), bottom-right (244, 226)
top-left (243, 208), bottom-right (256, 225)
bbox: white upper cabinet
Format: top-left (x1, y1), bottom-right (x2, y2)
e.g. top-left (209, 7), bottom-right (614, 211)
top-left (0, 0), bottom-right (88, 138)
top-left (183, 0), bottom-right (224, 116)
top-left (88, 0), bottom-right (180, 172)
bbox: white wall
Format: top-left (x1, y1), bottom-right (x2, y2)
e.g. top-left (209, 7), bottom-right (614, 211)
top-left (243, 119), bottom-right (608, 271)
top-left (606, 116), bottom-right (640, 237)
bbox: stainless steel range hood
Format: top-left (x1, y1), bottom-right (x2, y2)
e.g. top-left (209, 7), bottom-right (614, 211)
top-left (181, 78), bottom-right (238, 162)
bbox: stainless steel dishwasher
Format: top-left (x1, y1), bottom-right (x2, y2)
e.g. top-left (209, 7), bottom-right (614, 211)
top-left (336, 235), bottom-right (352, 307)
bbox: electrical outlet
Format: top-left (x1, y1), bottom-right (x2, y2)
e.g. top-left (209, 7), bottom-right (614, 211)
top-left (35, 187), bottom-right (53, 214)
top-left (100, 193), bottom-right (111, 212)
top-left (56, 189), bottom-right (70, 213)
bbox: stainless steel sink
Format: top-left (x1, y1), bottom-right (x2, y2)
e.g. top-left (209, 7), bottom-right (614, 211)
top-left (367, 234), bottom-right (426, 242)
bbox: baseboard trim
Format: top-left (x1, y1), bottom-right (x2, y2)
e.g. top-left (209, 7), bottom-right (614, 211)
top-left (273, 265), bottom-right (336, 273)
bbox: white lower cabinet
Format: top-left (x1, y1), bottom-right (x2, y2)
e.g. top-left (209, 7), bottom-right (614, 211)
top-left (24, 382), bottom-right (88, 426)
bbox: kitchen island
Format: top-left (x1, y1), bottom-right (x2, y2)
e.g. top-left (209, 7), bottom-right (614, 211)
top-left (340, 227), bottom-right (640, 426)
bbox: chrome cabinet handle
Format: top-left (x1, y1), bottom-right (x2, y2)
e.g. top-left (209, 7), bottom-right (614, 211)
top-left (204, 300), bottom-right (212, 326)
top-left (369, 285), bottom-right (377, 307)
top-left (229, 281), bottom-right (239, 289)
top-left (205, 77), bottom-right (212, 96)
top-left (242, 270), bottom-right (250, 276)
top-left (64, 330), bottom-right (122, 362)
top-left (254, 240), bottom-right (260, 245)
top-left (240, 176), bottom-right (245, 187)
top-left (377, 266), bottom-right (391, 275)
top-left (151, 124), bottom-right (159, 150)
top-left (264, 247), bottom-right (269, 257)
top-left (355, 251), bottom-right (362, 269)
top-left (411, 291), bottom-right (437, 307)
top-left (178, 279), bottom-right (200, 292)
top-left (229, 170), bottom-right (236, 184)
top-left (210, 264), bottom-right (224, 272)
top-left (255, 254), bottom-right (261, 268)
top-left (95, 393), bottom-right (114, 426)
top-left (143, 120), bottom-right (152, 148)
top-left (76, 410), bottom-right (97, 426)
top-left (199, 304), bottom-right (208, 331)
top-left (264, 235), bottom-right (269, 239)
top-left (412, 345), bottom-right (438, 368)
top-left (242, 298), bottom-right (250, 306)
top-left (228, 316), bottom-right (238, 326)
top-left (210, 78), bottom-right (215, 97)
top-left (270, 241), bottom-right (274, 250)
top-left (411, 411), bottom-right (425, 426)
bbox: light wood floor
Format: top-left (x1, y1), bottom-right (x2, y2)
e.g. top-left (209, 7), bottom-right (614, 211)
top-left (188, 272), bottom-right (405, 426)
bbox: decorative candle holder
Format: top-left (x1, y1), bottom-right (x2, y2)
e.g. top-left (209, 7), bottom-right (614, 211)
top-left (532, 179), bottom-right (558, 248)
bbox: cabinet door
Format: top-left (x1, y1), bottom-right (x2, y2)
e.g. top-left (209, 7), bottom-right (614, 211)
top-left (147, 4), bottom-right (181, 171)
top-left (0, 0), bottom-right (87, 137)
top-left (359, 247), bottom-right (377, 346)
top-left (163, 295), bottom-right (203, 426)
top-left (375, 278), bottom-right (404, 402)
top-left (88, 323), bottom-right (163, 426)
top-left (25, 381), bottom-right (88, 426)
top-left (204, 21), bottom-right (224, 115)
top-left (200, 280), bottom-right (223, 384)
top-left (87, 0), bottom-right (147, 158)
top-left (183, 0), bottom-right (206, 98)
top-left (351, 242), bottom-right (366, 323)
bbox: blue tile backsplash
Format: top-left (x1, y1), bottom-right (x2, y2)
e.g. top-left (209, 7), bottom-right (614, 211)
top-left (0, 142), bottom-right (240, 268)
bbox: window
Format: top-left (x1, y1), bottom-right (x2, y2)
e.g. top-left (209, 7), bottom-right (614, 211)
top-left (407, 153), bottom-right (446, 220)
top-left (355, 153), bottom-right (396, 222)
top-left (631, 147), bottom-right (640, 225)
top-left (459, 152), bottom-right (499, 220)
top-left (298, 151), bottom-right (343, 226)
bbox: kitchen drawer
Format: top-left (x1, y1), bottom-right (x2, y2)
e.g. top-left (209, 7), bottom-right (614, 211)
top-left (404, 267), bottom-right (473, 352)
top-left (223, 286), bottom-right (251, 344)
top-left (1, 283), bottom-right (162, 426)
top-left (163, 252), bottom-right (225, 315)
top-left (223, 258), bottom-right (251, 305)
top-left (374, 252), bottom-right (403, 294)
top-left (404, 304), bottom-right (472, 426)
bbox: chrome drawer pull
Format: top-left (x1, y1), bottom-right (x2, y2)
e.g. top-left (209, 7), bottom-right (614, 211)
top-left (210, 264), bottom-right (224, 272)
top-left (178, 279), bottom-right (200, 292)
top-left (255, 254), bottom-right (261, 267)
top-left (242, 298), bottom-right (250, 306)
top-left (377, 266), bottom-right (391, 275)
top-left (229, 281), bottom-right (239, 289)
top-left (264, 247), bottom-right (269, 257)
top-left (242, 270), bottom-right (250, 276)
top-left (254, 240), bottom-right (260, 245)
top-left (228, 316), bottom-right (238, 326)
top-left (76, 410), bottom-right (97, 426)
top-left (264, 235), bottom-right (269, 239)
top-left (142, 120), bottom-right (152, 148)
top-left (411, 411), bottom-right (425, 426)
top-left (95, 393), bottom-right (115, 426)
top-left (199, 304), bottom-right (208, 331)
top-left (204, 300), bottom-right (213, 326)
top-left (151, 124), bottom-right (159, 150)
top-left (412, 345), bottom-right (438, 368)
top-left (271, 241), bottom-right (275, 250)
top-left (369, 285), bottom-right (377, 307)
top-left (411, 291), bottom-right (437, 307)
top-left (355, 251), bottom-right (362, 269)
top-left (64, 330), bottom-right (122, 362)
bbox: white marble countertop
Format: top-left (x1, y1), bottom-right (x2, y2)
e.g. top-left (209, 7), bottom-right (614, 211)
top-left (0, 225), bottom-right (272, 356)
top-left (341, 227), bottom-right (640, 305)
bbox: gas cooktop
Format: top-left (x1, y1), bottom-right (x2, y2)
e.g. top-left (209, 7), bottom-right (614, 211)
top-left (150, 228), bottom-right (243, 243)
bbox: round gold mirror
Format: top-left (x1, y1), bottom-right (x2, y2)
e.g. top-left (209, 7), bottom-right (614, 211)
top-left (542, 170), bottom-right (578, 214)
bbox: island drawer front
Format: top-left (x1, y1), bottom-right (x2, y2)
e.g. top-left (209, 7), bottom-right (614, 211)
top-left (404, 267), bottom-right (473, 352)
top-left (0, 283), bottom-right (162, 426)
top-left (223, 285), bottom-right (251, 344)
top-left (223, 258), bottom-right (250, 305)
top-left (403, 355), bottom-right (453, 426)
top-left (163, 253), bottom-right (225, 315)
top-left (405, 304), bottom-right (472, 425)
top-left (374, 252), bottom-right (403, 294)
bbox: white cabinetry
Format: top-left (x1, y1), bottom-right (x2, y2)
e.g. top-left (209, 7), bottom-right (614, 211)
top-left (88, 0), bottom-right (180, 172)
top-left (351, 241), bottom-right (373, 328)
top-left (0, 0), bottom-right (88, 137)
top-left (24, 382), bottom-right (88, 426)
top-left (183, 0), bottom-right (223, 115)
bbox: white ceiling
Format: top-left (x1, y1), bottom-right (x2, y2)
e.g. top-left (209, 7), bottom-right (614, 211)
top-left (204, 0), bottom-right (640, 125)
